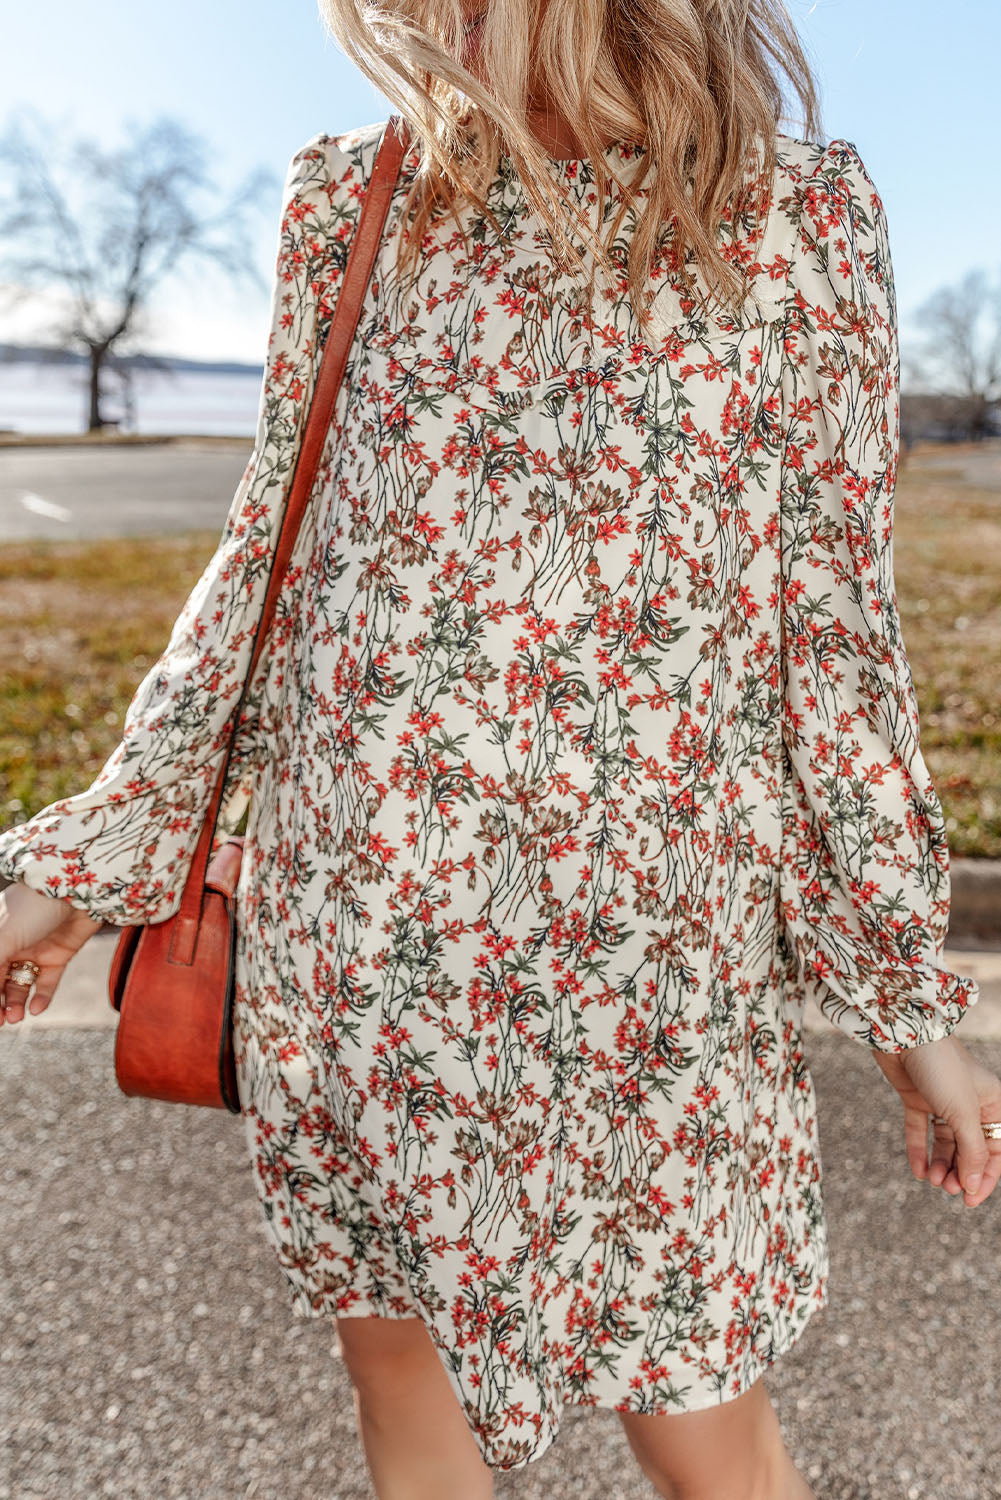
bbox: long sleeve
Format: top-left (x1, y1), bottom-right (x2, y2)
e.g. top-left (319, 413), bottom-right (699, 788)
top-left (0, 133), bottom-right (353, 926)
top-left (777, 137), bottom-right (979, 1051)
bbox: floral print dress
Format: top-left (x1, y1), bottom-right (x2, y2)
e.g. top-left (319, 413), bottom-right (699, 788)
top-left (0, 120), bottom-right (980, 1472)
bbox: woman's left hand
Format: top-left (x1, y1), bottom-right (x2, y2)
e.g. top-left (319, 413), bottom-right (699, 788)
top-left (872, 1033), bottom-right (1001, 1207)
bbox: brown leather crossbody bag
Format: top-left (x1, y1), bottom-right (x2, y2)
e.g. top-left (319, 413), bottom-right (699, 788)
top-left (107, 114), bottom-right (411, 1112)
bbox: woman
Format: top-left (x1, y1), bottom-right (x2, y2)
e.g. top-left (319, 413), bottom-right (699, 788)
top-left (2, 2), bottom-right (999, 1496)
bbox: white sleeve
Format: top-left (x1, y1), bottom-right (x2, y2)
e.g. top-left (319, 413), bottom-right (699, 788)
top-left (778, 137), bottom-right (979, 1050)
top-left (0, 133), bottom-right (352, 924)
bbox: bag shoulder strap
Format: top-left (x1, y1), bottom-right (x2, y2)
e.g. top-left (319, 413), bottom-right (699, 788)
top-left (167, 114), bottom-right (411, 963)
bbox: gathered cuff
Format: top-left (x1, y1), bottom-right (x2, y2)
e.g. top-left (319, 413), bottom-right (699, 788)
top-left (789, 919), bottom-right (981, 1052)
top-left (0, 810), bottom-right (184, 927)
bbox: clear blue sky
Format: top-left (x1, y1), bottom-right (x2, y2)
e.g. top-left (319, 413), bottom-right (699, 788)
top-left (2, 0), bottom-right (998, 363)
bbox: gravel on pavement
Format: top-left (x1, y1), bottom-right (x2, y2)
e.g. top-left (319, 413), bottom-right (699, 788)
top-left (2, 1025), bottom-right (1000, 1500)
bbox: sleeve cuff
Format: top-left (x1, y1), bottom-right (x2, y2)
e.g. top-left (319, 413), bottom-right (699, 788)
top-left (794, 925), bottom-right (981, 1051)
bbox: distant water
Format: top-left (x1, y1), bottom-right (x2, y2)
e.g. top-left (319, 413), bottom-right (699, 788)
top-left (0, 360), bottom-right (261, 437)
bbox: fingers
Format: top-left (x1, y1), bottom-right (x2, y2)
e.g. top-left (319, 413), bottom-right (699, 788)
top-left (922, 1116), bottom-right (999, 1206)
top-left (927, 1119), bottom-right (957, 1188)
top-left (0, 976), bottom-right (34, 1025)
top-left (1, 953), bottom-right (37, 1024)
top-left (954, 1109), bottom-right (992, 1199)
top-left (965, 1145), bottom-right (1001, 1207)
top-left (0, 961), bottom-right (63, 1025)
top-left (903, 1105), bottom-right (930, 1181)
top-left (27, 963), bottom-right (62, 1018)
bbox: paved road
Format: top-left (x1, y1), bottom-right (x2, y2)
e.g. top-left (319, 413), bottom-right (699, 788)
top-left (2, 1022), bottom-right (999, 1500)
top-left (912, 440), bottom-right (1001, 490)
top-left (1, 440), bottom-right (250, 540)
top-left (6, 438), bottom-right (998, 545)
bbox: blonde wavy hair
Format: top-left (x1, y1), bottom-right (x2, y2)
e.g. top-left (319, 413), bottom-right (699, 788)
top-left (318, 0), bottom-right (822, 337)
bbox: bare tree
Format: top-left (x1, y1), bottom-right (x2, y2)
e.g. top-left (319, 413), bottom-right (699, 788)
top-left (902, 267), bottom-right (1001, 442)
top-left (0, 108), bottom-right (277, 432)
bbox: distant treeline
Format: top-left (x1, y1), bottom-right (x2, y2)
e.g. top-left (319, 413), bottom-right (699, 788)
top-left (0, 342), bottom-right (262, 379)
top-left (901, 393), bottom-right (1001, 446)
top-left (3, 342), bottom-right (999, 444)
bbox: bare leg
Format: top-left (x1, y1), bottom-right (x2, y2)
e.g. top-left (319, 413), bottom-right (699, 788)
top-left (336, 1314), bottom-right (494, 1500)
top-left (617, 1376), bottom-right (814, 1500)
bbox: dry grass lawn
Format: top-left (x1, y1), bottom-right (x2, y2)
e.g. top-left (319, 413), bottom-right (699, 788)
top-left (2, 440), bottom-right (999, 855)
top-left (891, 443), bottom-right (1000, 857)
top-left (2, 532), bottom-right (220, 821)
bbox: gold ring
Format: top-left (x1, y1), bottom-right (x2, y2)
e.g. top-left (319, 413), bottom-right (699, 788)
top-left (931, 1115), bottom-right (1001, 1141)
top-left (5, 960), bottom-right (41, 987)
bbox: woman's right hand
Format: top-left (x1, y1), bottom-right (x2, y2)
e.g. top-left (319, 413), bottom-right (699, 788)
top-left (872, 1033), bottom-right (1001, 1207)
top-left (0, 881), bottom-right (106, 1025)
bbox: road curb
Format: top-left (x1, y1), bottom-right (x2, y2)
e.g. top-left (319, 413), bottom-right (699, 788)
top-left (947, 857), bottom-right (1001, 945)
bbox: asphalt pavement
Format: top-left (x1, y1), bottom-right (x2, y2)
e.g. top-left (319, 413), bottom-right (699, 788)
top-left (1, 439), bottom-right (248, 540)
top-left (2, 940), bottom-right (1001, 1500)
top-left (3, 436), bottom-right (998, 545)
top-left (912, 442), bottom-right (1001, 491)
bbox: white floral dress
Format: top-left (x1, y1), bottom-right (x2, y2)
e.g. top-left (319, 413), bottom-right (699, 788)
top-left (0, 121), bottom-right (980, 1471)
